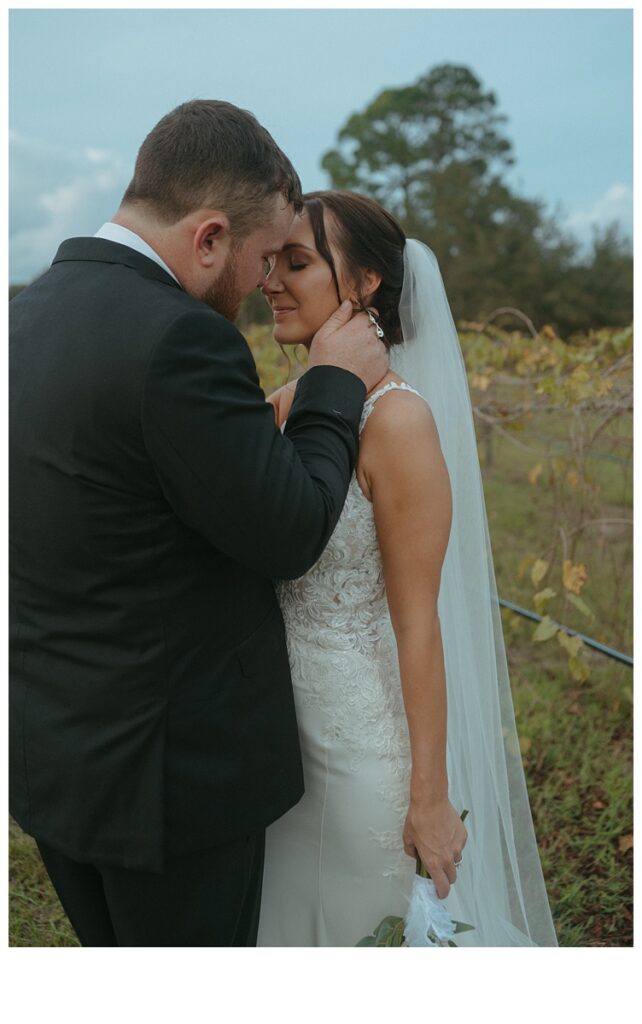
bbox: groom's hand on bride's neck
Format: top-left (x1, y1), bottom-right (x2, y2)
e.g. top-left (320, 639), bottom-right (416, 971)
top-left (308, 300), bottom-right (388, 393)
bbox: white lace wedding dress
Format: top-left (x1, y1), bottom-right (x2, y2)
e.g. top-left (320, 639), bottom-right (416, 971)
top-left (258, 382), bottom-right (422, 947)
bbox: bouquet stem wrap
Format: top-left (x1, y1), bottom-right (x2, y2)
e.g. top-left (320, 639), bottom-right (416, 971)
top-left (404, 875), bottom-right (457, 947)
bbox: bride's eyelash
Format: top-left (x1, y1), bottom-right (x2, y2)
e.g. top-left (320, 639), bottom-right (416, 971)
top-left (289, 262), bottom-right (307, 271)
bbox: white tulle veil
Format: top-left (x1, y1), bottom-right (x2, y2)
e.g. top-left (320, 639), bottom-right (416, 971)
top-left (390, 239), bottom-right (558, 946)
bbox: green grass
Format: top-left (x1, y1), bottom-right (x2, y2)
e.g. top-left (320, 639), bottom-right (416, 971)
top-left (506, 651), bottom-right (632, 946)
top-left (9, 404), bottom-right (632, 947)
top-left (482, 414), bottom-right (632, 946)
top-left (9, 819), bottom-right (79, 947)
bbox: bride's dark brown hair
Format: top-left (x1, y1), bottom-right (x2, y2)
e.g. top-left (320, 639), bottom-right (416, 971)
top-left (302, 191), bottom-right (406, 349)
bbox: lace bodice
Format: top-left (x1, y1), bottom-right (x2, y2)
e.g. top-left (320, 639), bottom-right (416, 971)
top-left (279, 381), bottom-right (420, 764)
top-left (278, 381), bottom-right (422, 652)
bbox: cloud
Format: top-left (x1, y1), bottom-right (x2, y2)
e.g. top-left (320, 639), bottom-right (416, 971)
top-left (10, 131), bottom-right (129, 282)
top-left (564, 182), bottom-right (633, 250)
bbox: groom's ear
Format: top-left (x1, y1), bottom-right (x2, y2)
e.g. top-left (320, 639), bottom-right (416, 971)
top-left (193, 214), bottom-right (232, 268)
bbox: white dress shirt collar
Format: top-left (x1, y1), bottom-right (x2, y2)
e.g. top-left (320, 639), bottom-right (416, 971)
top-left (94, 222), bottom-right (181, 285)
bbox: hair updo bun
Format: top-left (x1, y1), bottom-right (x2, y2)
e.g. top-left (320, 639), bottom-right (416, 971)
top-left (302, 191), bottom-right (406, 349)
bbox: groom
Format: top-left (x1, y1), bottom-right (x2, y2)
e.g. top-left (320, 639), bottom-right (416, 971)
top-left (9, 100), bottom-right (387, 946)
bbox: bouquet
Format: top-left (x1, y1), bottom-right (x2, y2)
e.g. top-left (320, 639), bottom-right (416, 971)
top-left (356, 809), bottom-right (473, 947)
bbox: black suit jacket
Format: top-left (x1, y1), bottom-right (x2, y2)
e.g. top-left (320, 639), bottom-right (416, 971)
top-left (9, 237), bottom-right (365, 871)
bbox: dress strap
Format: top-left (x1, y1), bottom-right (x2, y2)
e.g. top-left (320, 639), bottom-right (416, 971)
top-left (359, 381), bottom-right (423, 433)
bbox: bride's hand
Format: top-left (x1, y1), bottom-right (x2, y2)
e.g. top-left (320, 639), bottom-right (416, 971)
top-left (403, 798), bottom-right (468, 900)
top-left (266, 381), bottom-right (297, 428)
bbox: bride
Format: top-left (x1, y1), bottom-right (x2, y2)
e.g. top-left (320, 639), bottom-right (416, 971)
top-left (257, 190), bottom-right (558, 947)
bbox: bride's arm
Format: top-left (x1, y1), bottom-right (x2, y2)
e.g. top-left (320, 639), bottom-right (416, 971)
top-left (362, 392), bottom-right (468, 899)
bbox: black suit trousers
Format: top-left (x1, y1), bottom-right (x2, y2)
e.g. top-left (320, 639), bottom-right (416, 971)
top-left (36, 832), bottom-right (265, 947)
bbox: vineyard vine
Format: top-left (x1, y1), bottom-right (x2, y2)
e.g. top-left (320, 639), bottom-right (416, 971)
top-left (246, 319), bottom-right (633, 684)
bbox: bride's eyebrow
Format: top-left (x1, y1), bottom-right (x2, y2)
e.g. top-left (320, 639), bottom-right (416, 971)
top-left (280, 242), bottom-right (316, 253)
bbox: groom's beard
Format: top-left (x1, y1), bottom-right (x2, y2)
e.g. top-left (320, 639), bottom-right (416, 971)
top-left (202, 248), bottom-right (242, 323)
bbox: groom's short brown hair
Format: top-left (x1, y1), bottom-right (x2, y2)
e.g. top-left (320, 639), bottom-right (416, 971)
top-left (121, 100), bottom-right (303, 238)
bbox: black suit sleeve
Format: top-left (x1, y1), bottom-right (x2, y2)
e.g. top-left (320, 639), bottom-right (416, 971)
top-left (142, 308), bottom-right (365, 579)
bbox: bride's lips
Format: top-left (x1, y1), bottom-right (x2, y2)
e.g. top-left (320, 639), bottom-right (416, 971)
top-left (273, 307), bottom-right (296, 321)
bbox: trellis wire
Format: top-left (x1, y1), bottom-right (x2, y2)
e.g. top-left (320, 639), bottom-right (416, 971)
top-left (498, 597), bottom-right (633, 667)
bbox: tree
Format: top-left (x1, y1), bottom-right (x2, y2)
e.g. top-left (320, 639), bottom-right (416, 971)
top-left (581, 224), bottom-right (633, 331)
top-left (321, 64), bottom-right (562, 321)
top-left (322, 63), bottom-right (514, 235)
top-left (321, 63), bottom-right (631, 332)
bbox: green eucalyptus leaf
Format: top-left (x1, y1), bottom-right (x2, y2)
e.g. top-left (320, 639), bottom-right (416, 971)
top-left (376, 915), bottom-right (403, 931)
top-left (453, 921), bottom-right (475, 934)
top-left (372, 916), bottom-right (403, 944)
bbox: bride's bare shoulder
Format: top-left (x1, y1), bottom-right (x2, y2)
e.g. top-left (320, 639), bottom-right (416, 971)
top-left (362, 379), bottom-right (439, 447)
top-left (357, 381), bottom-right (445, 500)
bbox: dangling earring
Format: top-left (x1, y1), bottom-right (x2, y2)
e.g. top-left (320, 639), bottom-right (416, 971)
top-left (367, 308), bottom-right (385, 340)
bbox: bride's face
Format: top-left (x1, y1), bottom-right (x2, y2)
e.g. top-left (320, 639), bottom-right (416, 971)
top-left (261, 209), bottom-right (348, 346)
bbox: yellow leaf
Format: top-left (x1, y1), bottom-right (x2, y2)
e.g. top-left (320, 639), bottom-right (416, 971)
top-left (557, 631), bottom-right (584, 658)
top-left (568, 655), bottom-right (590, 683)
top-left (533, 587), bottom-right (556, 614)
top-left (533, 615), bottom-right (559, 642)
top-left (517, 554), bottom-right (536, 580)
top-left (528, 463), bottom-right (543, 485)
top-left (618, 834), bottom-right (633, 854)
top-left (566, 470), bottom-right (580, 487)
top-left (519, 736), bottom-right (532, 755)
top-left (541, 325), bottom-right (557, 340)
top-left (563, 560), bottom-right (588, 594)
top-left (531, 559), bottom-right (550, 587)
top-left (470, 373), bottom-right (491, 391)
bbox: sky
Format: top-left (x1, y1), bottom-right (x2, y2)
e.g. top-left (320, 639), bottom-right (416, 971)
top-left (8, 5), bottom-right (633, 282)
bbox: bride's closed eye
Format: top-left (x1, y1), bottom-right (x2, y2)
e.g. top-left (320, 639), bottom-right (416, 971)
top-left (281, 246), bottom-right (311, 272)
